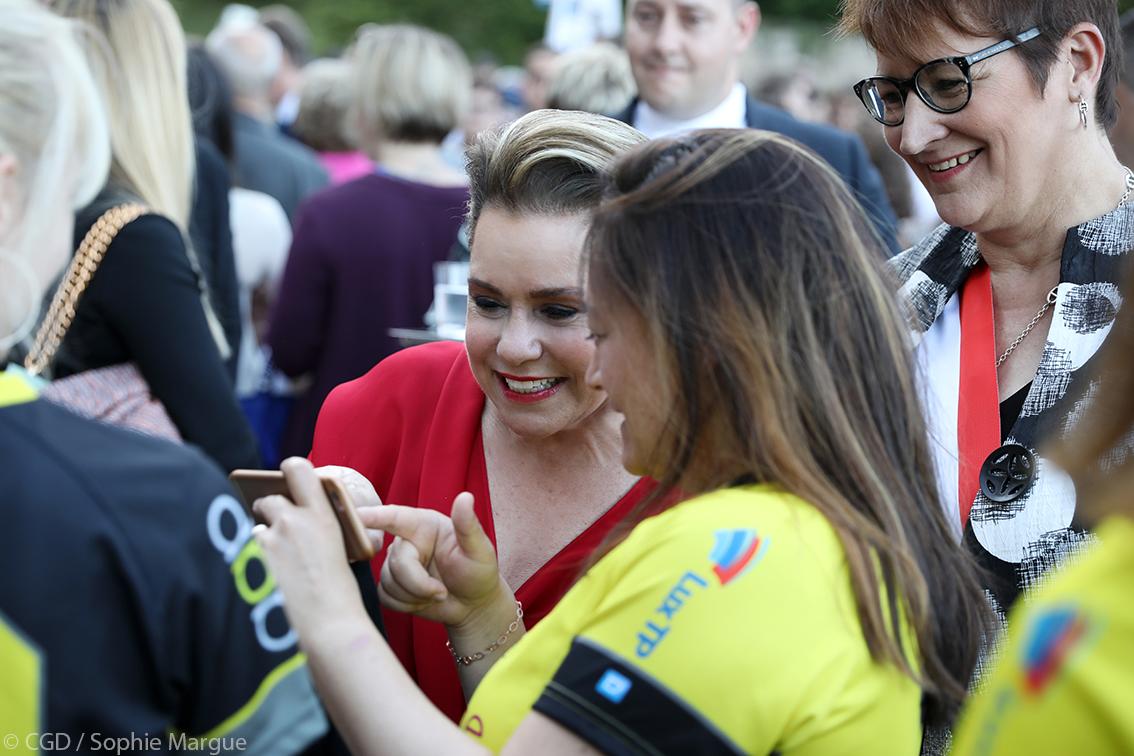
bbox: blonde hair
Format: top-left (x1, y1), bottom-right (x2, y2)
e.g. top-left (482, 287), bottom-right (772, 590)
top-left (0, 0), bottom-right (110, 254)
top-left (0, 0), bottom-right (110, 346)
top-left (465, 109), bottom-right (646, 238)
top-left (48, 0), bottom-right (195, 231)
top-left (547, 43), bottom-right (637, 116)
top-left (291, 58), bottom-right (359, 153)
top-left (351, 24), bottom-right (472, 147)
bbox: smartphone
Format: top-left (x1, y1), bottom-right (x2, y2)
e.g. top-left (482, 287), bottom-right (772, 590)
top-left (229, 469), bottom-right (376, 563)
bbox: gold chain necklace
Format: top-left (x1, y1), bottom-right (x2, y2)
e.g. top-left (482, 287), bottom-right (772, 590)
top-left (995, 287), bottom-right (1058, 368)
top-left (996, 167), bottom-right (1134, 369)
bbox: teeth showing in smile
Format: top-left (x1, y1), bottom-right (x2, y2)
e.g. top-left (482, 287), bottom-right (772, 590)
top-left (928, 150), bottom-right (980, 173)
top-left (503, 377), bottom-right (561, 394)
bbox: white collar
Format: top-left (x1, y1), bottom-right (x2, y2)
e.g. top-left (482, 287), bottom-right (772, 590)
top-left (633, 83), bottom-right (748, 139)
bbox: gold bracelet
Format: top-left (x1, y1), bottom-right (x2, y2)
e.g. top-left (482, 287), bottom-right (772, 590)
top-left (446, 600), bottom-right (524, 666)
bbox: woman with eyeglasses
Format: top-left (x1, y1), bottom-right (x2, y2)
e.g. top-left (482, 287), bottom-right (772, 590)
top-left (841, 0), bottom-right (1132, 622)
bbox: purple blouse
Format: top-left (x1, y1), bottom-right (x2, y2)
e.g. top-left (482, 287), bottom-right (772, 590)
top-left (268, 172), bottom-right (468, 458)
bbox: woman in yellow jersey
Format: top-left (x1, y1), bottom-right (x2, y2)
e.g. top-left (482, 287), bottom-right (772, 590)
top-left (254, 129), bottom-right (991, 754)
top-left (952, 261), bottom-right (1134, 754)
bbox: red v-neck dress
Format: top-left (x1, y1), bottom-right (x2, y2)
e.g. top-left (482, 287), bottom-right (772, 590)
top-left (309, 341), bottom-right (654, 722)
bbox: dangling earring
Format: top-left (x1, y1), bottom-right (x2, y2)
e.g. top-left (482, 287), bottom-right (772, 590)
top-left (1079, 96), bottom-right (1089, 129)
top-left (0, 251), bottom-right (40, 354)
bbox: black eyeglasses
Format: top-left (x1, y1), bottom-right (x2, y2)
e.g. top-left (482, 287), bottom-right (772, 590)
top-left (853, 27), bottom-right (1041, 127)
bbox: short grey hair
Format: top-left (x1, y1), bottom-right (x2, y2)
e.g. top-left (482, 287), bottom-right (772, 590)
top-left (351, 24), bottom-right (472, 146)
top-left (206, 21), bottom-right (282, 100)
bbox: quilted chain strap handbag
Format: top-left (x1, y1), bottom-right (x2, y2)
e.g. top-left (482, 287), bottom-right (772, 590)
top-left (23, 204), bottom-right (182, 441)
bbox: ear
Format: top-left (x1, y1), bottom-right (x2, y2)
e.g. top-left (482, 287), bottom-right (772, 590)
top-left (1062, 22), bottom-right (1107, 103)
top-left (735, 1), bottom-right (761, 50)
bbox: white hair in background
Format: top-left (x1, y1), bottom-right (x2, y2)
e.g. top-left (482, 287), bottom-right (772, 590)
top-left (206, 20), bottom-right (284, 101)
top-left (218, 3), bottom-right (260, 29)
top-left (0, 0), bottom-right (111, 346)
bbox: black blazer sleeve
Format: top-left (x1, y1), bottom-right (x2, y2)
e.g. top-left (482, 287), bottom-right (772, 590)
top-left (68, 214), bottom-right (261, 471)
top-left (190, 139), bottom-right (243, 380)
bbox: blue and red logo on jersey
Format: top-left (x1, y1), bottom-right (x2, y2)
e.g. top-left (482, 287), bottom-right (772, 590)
top-left (1020, 606), bottom-right (1092, 696)
top-left (961, 605), bottom-right (1097, 753)
top-left (710, 529), bottom-right (767, 586)
top-left (635, 529), bottom-right (769, 657)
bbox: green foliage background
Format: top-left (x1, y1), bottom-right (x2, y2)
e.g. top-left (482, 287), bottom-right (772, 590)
top-left (172, 0), bottom-right (1134, 64)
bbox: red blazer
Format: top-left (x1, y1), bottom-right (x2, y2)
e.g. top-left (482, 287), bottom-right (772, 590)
top-left (310, 341), bottom-right (653, 721)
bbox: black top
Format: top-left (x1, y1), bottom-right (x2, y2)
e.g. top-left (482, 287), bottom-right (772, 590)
top-left (999, 382), bottom-right (1032, 443)
top-left (189, 138), bottom-right (242, 381)
top-left (53, 187), bottom-right (260, 472)
top-left (0, 393), bottom-right (327, 750)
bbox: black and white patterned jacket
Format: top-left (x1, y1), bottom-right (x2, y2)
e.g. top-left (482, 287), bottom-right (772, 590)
top-left (893, 205), bottom-right (1134, 619)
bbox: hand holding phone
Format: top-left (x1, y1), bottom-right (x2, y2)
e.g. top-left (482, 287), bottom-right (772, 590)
top-left (229, 468), bottom-right (377, 562)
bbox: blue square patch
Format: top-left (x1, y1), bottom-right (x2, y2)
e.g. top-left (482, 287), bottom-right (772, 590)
top-left (595, 668), bottom-right (633, 704)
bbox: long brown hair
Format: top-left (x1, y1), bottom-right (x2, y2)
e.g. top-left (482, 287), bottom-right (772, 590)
top-left (586, 130), bottom-right (989, 726)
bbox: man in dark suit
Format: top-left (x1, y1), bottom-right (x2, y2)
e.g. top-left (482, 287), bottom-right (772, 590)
top-left (614, 0), bottom-right (898, 252)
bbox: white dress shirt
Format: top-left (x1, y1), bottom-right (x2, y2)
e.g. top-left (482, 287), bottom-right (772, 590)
top-left (632, 83), bottom-right (748, 139)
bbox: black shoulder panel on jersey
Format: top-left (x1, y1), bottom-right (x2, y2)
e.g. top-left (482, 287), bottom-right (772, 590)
top-left (532, 637), bottom-right (751, 756)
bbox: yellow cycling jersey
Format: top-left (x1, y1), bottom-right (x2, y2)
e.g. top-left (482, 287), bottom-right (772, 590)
top-left (953, 516), bottom-right (1134, 755)
top-left (461, 484), bottom-right (922, 754)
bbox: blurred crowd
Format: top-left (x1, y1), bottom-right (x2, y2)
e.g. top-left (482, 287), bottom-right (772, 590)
top-left (117, 0), bottom-right (925, 468)
top-left (171, 5), bottom-right (911, 474)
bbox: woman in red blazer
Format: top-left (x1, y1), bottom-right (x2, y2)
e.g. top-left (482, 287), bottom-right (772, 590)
top-left (308, 109), bottom-right (650, 721)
